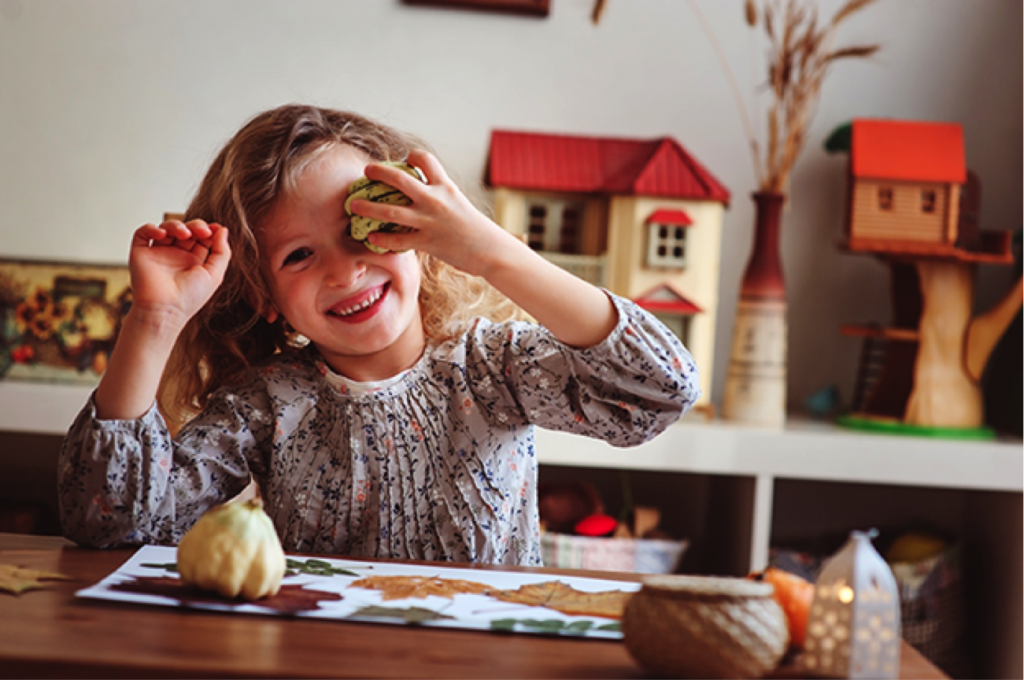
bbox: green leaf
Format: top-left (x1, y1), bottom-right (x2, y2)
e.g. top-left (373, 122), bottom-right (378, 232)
top-left (140, 562), bottom-right (178, 573)
top-left (490, 618), bottom-right (519, 631)
top-left (564, 620), bottom-right (595, 633)
top-left (285, 558), bottom-right (359, 577)
top-left (349, 605), bottom-right (454, 625)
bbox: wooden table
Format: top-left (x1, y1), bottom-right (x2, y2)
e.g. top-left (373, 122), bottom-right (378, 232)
top-left (0, 533), bottom-right (946, 679)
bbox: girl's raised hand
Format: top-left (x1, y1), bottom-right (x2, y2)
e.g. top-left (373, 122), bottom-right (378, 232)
top-left (353, 149), bottom-right (516, 277)
top-left (353, 150), bottom-right (618, 349)
top-left (128, 219), bottom-right (231, 326)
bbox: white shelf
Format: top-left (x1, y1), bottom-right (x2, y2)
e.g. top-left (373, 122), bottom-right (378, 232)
top-left (3, 378), bottom-right (1021, 494)
top-left (0, 381), bottom-right (94, 436)
top-left (537, 417), bottom-right (1021, 576)
top-left (535, 417), bottom-right (1023, 493)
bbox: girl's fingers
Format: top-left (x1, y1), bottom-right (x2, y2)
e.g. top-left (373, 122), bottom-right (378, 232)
top-left (349, 199), bottom-right (420, 229)
top-left (134, 218), bottom-right (219, 250)
top-left (203, 224), bottom-right (232, 275)
top-left (367, 230), bottom-right (414, 253)
top-left (406, 149), bottom-right (449, 185)
top-left (134, 223), bottom-right (168, 245)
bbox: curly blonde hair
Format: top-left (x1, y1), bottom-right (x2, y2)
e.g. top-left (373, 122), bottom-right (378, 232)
top-left (159, 104), bottom-right (518, 427)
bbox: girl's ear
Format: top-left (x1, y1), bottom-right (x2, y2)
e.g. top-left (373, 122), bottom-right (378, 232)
top-left (262, 305), bottom-right (279, 324)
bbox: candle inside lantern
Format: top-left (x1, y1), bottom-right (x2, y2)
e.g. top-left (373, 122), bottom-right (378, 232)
top-left (801, 530), bottom-right (901, 679)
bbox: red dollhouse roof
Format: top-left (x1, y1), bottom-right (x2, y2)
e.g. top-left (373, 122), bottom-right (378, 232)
top-left (851, 119), bottom-right (966, 184)
top-left (486, 130), bottom-right (730, 204)
top-left (633, 283), bottom-right (702, 315)
top-left (647, 209), bottom-right (694, 226)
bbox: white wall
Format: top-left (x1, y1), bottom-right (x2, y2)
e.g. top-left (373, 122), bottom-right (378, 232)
top-left (0, 0), bottom-right (1020, 412)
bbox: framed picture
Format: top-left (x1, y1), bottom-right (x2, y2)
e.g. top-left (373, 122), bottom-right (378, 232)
top-left (0, 258), bottom-right (131, 385)
top-left (402, 0), bottom-right (550, 17)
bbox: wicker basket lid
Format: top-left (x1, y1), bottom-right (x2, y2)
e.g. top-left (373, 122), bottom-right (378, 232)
top-left (640, 574), bottom-right (774, 599)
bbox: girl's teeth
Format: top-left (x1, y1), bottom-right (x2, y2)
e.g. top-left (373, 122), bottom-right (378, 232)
top-left (336, 288), bottom-right (382, 316)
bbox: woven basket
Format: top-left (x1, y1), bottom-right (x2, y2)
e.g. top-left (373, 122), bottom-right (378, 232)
top-left (623, 575), bottom-right (789, 679)
top-left (541, 532), bottom-right (688, 574)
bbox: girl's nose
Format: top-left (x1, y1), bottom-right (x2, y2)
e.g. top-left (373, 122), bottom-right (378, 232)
top-left (322, 240), bottom-right (368, 288)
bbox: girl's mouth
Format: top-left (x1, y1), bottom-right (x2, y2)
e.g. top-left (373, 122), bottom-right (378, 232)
top-left (327, 284), bottom-right (387, 321)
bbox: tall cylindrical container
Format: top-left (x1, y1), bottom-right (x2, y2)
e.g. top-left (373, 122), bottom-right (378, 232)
top-left (722, 191), bottom-right (787, 426)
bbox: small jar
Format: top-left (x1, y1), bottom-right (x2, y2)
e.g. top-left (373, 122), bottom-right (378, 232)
top-left (623, 575), bottom-right (789, 679)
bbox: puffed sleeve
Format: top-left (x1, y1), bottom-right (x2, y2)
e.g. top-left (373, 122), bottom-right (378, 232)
top-left (57, 382), bottom-right (273, 549)
top-left (460, 291), bottom-right (701, 446)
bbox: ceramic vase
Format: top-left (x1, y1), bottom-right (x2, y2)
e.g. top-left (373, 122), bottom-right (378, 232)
top-left (722, 191), bottom-right (787, 427)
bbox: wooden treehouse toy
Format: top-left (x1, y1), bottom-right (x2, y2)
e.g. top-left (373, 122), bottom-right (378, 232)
top-left (485, 130), bottom-right (730, 416)
top-left (825, 118), bottom-right (1022, 436)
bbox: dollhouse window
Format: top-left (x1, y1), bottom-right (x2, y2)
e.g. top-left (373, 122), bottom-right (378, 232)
top-left (527, 205), bottom-right (547, 250)
top-left (559, 206), bottom-right (580, 254)
top-left (647, 223), bottom-right (688, 268)
top-left (921, 189), bottom-right (937, 213)
top-left (525, 199), bottom-right (585, 253)
top-left (878, 187), bottom-right (893, 211)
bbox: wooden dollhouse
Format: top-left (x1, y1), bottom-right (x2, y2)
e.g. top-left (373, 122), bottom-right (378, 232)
top-left (826, 118), bottom-right (1021, 433)
top-left (485, 130), bottom-right (730, 411)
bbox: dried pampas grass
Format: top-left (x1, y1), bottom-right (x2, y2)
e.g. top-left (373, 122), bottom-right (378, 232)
top-left (599, 1), bottom-right (880, 193)
top-left (747, 0), bottom-right (880, 192)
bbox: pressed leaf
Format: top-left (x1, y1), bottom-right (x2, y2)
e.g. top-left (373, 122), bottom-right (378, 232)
top-left (489, 617), bottom-right (601, 635)
top-left (286, 558), bottom-right (360, 577)
top-left (349, 574), bottom-right (492, 601)
top-left (0, 563), bottom-right (73, 595)
top-left (141, 562), bottom-right (179, 573)
top-left (349, 605), bottom-right (454, 624)
top-left (488, 580), bottom-right (632, 619)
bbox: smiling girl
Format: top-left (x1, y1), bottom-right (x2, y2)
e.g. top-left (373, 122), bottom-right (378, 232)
top-left (58, 104), bottom-right (701, 564)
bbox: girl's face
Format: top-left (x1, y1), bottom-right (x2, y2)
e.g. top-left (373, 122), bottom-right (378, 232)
top-left (259, 143), bottom-right (424, 381)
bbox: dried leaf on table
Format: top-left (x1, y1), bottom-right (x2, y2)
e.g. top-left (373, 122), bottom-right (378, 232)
top-left (489, 580), bottom-right (632, 619)
top-left (0, 562), bottom-right (73, 595)
top-left (349, 574), bottom-right (493, 600)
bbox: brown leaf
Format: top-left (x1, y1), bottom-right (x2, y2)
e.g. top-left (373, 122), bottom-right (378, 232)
top-left (110, 576), bottom-right (343, 615)
top-left (0, 562), bottom-right (73, 595)
top-left (489, 580), bottom-right (632, 620)
top-left (349, 574), bottom-right (493, 601)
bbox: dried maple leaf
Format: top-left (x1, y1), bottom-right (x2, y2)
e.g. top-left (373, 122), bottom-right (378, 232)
top-left (349, 574), bottom-right (493, 601)
top-left (0, 562), bottom-right (73, 595)
top-left (489, 580), bottom-right (632, 619)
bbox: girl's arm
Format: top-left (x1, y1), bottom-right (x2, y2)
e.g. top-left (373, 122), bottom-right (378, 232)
top-left (353, 150), bottom-right (617, 348)
top-left (95, 220), bottom-right (230, 420)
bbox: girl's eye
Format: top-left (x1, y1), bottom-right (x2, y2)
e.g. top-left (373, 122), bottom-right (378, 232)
top-left (282, 248), bottom-right (312, 267)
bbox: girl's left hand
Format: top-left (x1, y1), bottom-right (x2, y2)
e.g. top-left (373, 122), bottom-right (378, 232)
top-left (349, 149), bottom-right (519, 277)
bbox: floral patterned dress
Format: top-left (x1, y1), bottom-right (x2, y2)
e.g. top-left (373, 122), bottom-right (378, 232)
top-left (58, 293), bottom-right (700, 565)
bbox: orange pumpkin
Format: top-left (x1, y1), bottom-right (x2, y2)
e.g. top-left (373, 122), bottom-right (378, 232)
top-left (750, 567), bottom-right (815, 649)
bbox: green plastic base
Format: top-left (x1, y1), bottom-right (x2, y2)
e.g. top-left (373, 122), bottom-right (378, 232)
top-left (836, 414), bottom-right (996, 441)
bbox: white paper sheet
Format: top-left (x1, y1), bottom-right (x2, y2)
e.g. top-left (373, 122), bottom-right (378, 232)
top-left (76, 545), bottom-right (640, 638)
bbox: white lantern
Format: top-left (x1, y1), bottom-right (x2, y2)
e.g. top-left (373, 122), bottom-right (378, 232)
top-left (801, 530), bottom-right (901, 678)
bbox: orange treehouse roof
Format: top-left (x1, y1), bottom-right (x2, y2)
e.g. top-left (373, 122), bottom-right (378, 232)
top-left (851, 119), bottom-right (966, 184)
top-left (485, 130), bottom-right (730, 204)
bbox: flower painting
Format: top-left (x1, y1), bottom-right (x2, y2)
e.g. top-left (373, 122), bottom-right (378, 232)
top-left (0, 259), bottom-right (131, 384)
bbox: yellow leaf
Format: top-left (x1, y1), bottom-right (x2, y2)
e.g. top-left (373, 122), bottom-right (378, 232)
top-left (490, 580), bottom-right (632, 619)
top-left (349, 575), bottom-right (492, 601)
top-left (0, 562), bottom-right (73, 595)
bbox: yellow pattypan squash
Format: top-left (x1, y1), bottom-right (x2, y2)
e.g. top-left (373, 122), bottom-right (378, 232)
top-left (177, 498), bottom-right (286, 600)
